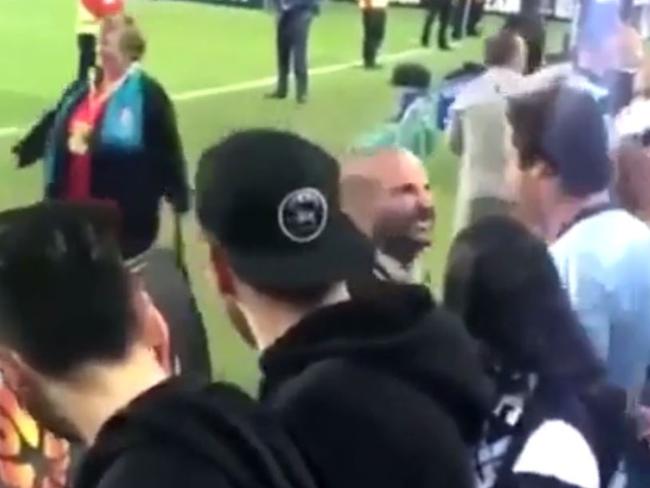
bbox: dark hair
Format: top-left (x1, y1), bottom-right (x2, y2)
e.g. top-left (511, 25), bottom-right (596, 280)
top-left (0, 203), bottom-right (137, 378)
top-left (252, 283), bottom-right (335, 307)
top-left (391, 63), bottom-right (432, 89)
top-left (507, 85), bottom-right (611, 196)
top-left (443, 216), bottom-right (603, 385)
top-left (484, 31), bottom-right (521, 67)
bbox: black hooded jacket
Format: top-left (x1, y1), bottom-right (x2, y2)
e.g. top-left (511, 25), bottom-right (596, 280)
top-left (260, 284), bottom-right (495, 488)
top-left (74, 378), bottom-right (318, 488)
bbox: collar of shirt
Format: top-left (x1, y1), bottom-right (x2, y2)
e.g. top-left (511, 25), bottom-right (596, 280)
top-left (373, 250), bottom-right (420, 284)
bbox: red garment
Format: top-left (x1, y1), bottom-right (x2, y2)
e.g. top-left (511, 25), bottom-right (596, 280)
top-left (66, 91), bottom-right (109, 200)
top-left (81, 0), bottom-right (124, 17)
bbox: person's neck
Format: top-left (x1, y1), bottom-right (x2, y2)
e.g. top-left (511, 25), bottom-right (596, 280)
top-left (102, 63), bottom-right (130, 85)
top-left (61, 347), bottom-right (168, 445)
top-left (543, 190), bottom-right (610, 243)
top-left (379, 239), bottom-right (424, 268)
top-left (243, 284), bottom-right (351, 351)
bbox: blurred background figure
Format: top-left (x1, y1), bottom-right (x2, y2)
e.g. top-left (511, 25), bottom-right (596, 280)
top-left (605, 11), bottom-right (645, 117)
top-left (420, 0), bottom-right (454, 50)
top-left (342, 147), bottom-right (435, 287)
top-left (614, 141), bottom-right (650, 225)
top-left (615, 57), bottom-right (650, 139)
top-left (444, 216), bottom-right (625, 488)
top-left (448, 31), bottom-right (526, 233)
top-left (11, 13), bottom-right (211, 381)
top-left (266, 0), bottom-right (320, 103)
top-left (502, 0), bottom-right (545, 75)
top-left (76, 0), bottom-right (124, 80)
top-left (13, 14), bottom-right (190, 260)
top-left (359, 0), bottom-right (388, 69)
top-left (354, 64), bottom-right (438, 162)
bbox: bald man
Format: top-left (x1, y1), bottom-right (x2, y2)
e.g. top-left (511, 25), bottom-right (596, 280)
top-left (342, 148), bottom-right (435, 286)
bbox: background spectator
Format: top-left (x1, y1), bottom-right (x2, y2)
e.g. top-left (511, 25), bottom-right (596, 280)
top-left (448, 31), bottom-right (526, 233)
top-left (12, 14), bottom-right (189, 260)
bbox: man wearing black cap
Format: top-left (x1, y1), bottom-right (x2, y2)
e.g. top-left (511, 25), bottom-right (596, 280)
top-left (506, 85), bottom-right (650, 399)
top-left (196, 129), bottom-right (494, 488)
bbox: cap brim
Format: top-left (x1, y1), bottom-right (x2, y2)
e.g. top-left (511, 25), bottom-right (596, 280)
top-left (228, 213), bottom-right (374, 289)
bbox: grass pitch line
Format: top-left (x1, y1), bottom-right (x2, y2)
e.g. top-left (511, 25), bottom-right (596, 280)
top-left (0, 127), bottom-right (20, 138)
top-left (173, 47), bottom-right (427, 101)
top-left (0, 47), bottom-right (427, 137)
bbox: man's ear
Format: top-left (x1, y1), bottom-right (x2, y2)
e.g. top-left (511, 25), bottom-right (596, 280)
top-left (209, 244), bottom-right (236, 297)
top-left (0, 347), bottom-right (30, 393)
top-left (130, 276), bottom-right (172, 372)
top-left (530, 159), bottom-right (557, 180)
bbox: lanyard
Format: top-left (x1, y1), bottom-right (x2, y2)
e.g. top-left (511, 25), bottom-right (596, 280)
top-left (556, 203), bottom-right (615, 240)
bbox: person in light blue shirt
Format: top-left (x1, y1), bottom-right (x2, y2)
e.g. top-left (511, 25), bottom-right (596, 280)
top-left (505, 84), bottom-right (650, 396)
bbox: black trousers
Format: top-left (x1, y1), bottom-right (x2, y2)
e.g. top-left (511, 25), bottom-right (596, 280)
top-left (503, 14), bottom-right (545, 73)
top-left (276, 8), bottom-right (314, 98)
top-left (467, 0), bottom-right (484, 34)
top-left (451, 0), bottom-right (468, 39)
top-left (362, 9), bottom-right (386, 67)
top-left (421, 0), bottom-right (452, 48)
top-left (77, 33), bottom-right (96, 80)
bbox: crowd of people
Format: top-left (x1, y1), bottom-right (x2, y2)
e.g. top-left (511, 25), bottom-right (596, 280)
top-left (3, 0), bottom-right (650, 487)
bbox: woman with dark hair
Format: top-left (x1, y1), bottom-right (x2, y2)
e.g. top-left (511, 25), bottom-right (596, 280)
top-left (444, 216), bottom-right (625, 488)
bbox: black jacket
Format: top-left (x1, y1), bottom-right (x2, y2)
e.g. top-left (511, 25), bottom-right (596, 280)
top-left (260, 285), bottom-right (495, 488)
top-left (479, 375), bottom-right (626, 488)
top-left (13, 72), bottom-right (189, 258)
top-left (75, 378), bottom-right (318, 488)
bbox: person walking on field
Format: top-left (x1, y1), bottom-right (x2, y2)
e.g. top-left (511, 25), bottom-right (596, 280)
top-left (266, 0), bottom-right (320, 104)
top-left (360, 0), bottom-right (388, 69)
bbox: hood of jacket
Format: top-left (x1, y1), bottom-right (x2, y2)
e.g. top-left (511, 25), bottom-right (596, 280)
top-left (75, 377), bottom-right (318, 488)
top-left (260, 284), bottom-right (495, 444)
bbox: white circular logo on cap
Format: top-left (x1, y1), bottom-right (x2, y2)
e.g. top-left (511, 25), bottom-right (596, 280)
top-left (278, 188), bottom-right (328, 244)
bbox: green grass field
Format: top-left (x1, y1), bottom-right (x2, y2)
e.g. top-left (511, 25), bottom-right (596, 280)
top-left (0, 0), bottom-right (566, 390)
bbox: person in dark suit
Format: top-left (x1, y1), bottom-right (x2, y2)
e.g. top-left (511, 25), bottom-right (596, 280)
top-left (267, 0), bottom-right (320, 104)
top-left (421, 0), bottom-right (453, 50)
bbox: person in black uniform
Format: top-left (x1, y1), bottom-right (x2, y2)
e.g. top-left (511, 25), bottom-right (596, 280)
top-left (267, 0), bottom-right (321, 104)
top-left (503, 0), bottom-right (545, 73)
top-left (421, 0), bottom-right (453, 50)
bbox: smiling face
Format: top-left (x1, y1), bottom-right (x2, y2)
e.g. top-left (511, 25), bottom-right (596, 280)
top-left (358, 150), bottom-right (436, 255)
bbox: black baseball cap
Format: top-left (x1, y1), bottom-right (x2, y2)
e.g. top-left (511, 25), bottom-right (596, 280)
top-left (196, 130), bottom-right (373, 289)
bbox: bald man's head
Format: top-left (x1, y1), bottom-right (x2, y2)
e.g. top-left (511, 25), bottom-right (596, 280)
top-left (342, 148), bottom-right (435, 265)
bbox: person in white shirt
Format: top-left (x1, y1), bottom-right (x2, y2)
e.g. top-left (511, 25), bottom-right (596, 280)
top-left (448, 30), bottom-right (527, 234)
